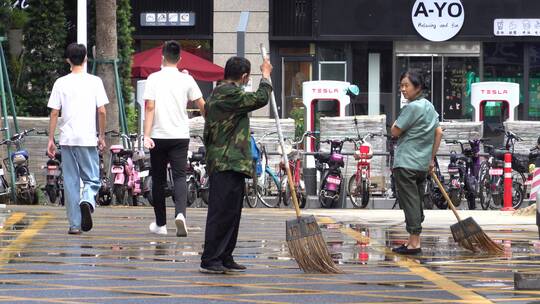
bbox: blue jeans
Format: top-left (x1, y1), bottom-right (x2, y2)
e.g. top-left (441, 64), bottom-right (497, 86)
top-left (61, 146), bottom-right (100, 229)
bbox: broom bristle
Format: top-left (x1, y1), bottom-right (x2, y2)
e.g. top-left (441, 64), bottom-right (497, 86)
top-left (458, 231), bottom-right (504, 254)
top-left (287, 234), bottom-right (343, 274)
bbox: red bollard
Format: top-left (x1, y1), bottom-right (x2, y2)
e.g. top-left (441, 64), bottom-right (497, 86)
top-left (502, 152), bottom-right (515, 211)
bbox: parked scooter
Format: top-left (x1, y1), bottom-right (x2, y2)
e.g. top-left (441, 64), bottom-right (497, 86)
top-left (1, 128), bottom-right (38, 204)
top-left (37, 130), bottom-right (64, 205)
top-left (186, 145), bottom-right (209, 207)
top-left (315, 138), bottom-right (353, 208)
top-left (106, 131), bottom-right (144, 206)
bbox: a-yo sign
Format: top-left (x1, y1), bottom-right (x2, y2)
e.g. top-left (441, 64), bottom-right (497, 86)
top-left (412, 0), bottom-right (465, 42)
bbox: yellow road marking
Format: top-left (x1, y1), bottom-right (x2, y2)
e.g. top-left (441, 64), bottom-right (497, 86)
top-left (318, 216), bottom-right (494, 304)
top-left (0, 213), bottom-right (53, 265)
top-left (0, 212), bottom-right (26, 233)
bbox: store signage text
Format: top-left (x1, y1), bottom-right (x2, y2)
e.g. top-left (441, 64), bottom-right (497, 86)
top-left (480, 89), bottom-right (509, 95)
top-left (311, 88), bottom-right (340, 94)
top-left (411, 0), bottom-right (464, 42)
top-left (12, 0), bottom-right (29, 9)
top-left (494, 19), bottom-right (540, 36)
top-left (140, 12), bottom-right (196, 27)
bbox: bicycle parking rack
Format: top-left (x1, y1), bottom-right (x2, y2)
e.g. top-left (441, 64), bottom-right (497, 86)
top-left (0, 37), bottom-right (22, 203)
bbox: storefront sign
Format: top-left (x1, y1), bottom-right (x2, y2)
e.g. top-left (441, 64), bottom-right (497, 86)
top-left (140, 12), bottom-right (196, 27)
top-left (411, 0), bottom-right (465, 42)
top-left (494, 19), bottom-right (540, 36)
top-left (12, 0), bottom-right (29, 9)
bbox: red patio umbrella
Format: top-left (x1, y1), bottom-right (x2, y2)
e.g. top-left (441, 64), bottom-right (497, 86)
top-left (132, 46), bottom-right (224, 81)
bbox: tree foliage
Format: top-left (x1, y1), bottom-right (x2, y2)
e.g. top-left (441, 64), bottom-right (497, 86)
top-left (19, 0), bottom-right (67, 116)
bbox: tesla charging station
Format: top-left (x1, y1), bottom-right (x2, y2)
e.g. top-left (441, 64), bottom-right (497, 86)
top-left (471, 82), bottom-right (520, 145)
top-left (303, 80), bottom-right (352, 152)
top-left (302, 81), bottom-right (351, 202)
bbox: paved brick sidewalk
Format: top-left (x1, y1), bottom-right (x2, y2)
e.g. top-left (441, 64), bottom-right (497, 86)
top-left (0, 205), bottom-right (538, 303)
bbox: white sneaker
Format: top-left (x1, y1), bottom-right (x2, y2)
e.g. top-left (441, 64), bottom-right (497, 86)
top-left (175, 213), bottom-right (188, 237)
top-left (149, 222), bottom-right (167, 235)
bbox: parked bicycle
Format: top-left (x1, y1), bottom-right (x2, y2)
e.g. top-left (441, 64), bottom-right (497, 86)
top-left (279, 131), bottom-right (317, 208)
top-left (479, 128), bottom-right (526, 210)
top-left (316, 137), bottom-right (352, 208)
top-left (96, 149), bottom-right (113, 206)
top-left (186, 135), bottom-right (209, 207)
top-left (422, 156), bottom-right (448, 209)
top-left (444, 139), bottom-right (482, 210)
top-left (245, 131), bottom-right (284, 208)
top-left (0, 128), bottom-right (11, 203)
top-left (347, 133), bottom-right (383, 208)
top-left (1, 128), bottom-right (38, 204)
top-left (37, 130), bottom-right (64, 206)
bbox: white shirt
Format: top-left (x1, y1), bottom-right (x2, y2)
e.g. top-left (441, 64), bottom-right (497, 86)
top-left (48, 72), bottom-right (109, 146)
top-left (143, 67), bottom-right (202, 139)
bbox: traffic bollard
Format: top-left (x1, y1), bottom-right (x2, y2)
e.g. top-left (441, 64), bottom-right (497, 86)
top-left (502, 152), bottom-right (515, 211)
top-left (532, 160), bottom-right (540, 239)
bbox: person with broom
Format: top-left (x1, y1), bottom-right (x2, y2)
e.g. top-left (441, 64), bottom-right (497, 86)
top-left (391, 70), bottom-right (443, 254)
top-left (200, 56), bottom-right (273, 274)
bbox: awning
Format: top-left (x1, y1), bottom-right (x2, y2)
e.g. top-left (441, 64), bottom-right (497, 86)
top-left (132, 46), bottom-right (224, 81)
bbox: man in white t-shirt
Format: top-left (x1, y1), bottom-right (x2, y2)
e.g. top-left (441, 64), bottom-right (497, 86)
top-left (143, 41), bottom-right (205, 237)
top-left (47, 43), bottom-right (109, 235)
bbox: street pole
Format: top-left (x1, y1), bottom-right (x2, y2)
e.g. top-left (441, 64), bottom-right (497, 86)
top-left (77, 0), bottom-right (87, 46)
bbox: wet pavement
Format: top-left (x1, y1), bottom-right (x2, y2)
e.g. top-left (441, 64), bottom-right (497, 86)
top-left (0, 205), bottom-right (539, 303)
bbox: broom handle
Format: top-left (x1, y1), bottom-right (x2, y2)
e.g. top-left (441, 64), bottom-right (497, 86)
top-left (430, 171), bottom-right (462, 221)
top-left (259, 44), bottom-right (302, 219)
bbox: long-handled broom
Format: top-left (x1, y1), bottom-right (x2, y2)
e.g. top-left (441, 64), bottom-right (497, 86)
top-left (260, 44), bottom-right (342, 273)
top-left (430, 171), bottom-right (504, 254)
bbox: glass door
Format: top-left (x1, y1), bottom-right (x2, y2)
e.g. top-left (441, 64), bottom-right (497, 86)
top-left (281, 58), bottom-right (313, 118)
top-left (396, 55), bottom-right (479, 121)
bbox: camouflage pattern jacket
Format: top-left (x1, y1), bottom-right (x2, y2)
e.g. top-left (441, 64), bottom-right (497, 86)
top-left (203, 78), bottom-right (272, 177)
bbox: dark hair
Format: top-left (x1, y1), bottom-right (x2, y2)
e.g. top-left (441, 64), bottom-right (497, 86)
top-left (162, 40), bottom-right (181, 63)
top-left (65, 43), bottom-right (86, 66)
top-left (400, 70), bottom-right (426, 90)
top-left (224, 56), bottom-right (251, 81)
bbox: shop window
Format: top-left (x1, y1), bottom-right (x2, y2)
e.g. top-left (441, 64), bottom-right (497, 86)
top-left (319, 62), bottom-right (346, 81)
top-left (483, 42), bottom-right (524, 119)
top-left (528, 43), bottom-right (540, 120)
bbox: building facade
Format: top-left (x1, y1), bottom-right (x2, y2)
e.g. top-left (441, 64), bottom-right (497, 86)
top-left (131, 0), bottom-right (540, 122)
top-left (269, 0), bottom-right (540, 125)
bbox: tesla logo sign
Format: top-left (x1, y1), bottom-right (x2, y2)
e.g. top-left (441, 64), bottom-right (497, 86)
top-left (412, 0), bottom-right (464, 42)
top-left (312, 88), bottom-right (340, 94)
top-left (480, 89), bottom-right (509, 95)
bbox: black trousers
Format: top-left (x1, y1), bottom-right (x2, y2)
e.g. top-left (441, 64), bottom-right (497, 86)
top-left (201, 170), bottom-right (246, 267)
top-left (149, 138), bottom-right (189, 227)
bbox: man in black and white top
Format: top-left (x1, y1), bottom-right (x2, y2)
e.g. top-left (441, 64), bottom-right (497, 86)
top-left (143, 41), bottom-right (205, 237)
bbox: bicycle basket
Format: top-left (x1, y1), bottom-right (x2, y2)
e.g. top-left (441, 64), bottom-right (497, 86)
top-left (512, 154), bottom-right (530, 173)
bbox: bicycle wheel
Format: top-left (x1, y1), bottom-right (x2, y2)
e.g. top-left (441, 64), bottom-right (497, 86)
top-left (258, 169), bottom-right (283, 208)
top-left (512, 171), bottom-right (526, 209)
top-left (286, 184), bottom-right (307, 208)
top-left (478, 174), bottom-right (491, 210)
top-left (244, 179), bottom-right (258, 208)
top-left (186, 179), bottom-right (197, 207)
top-left (448, 188), bottom-right (462, 208)
top-left (347, 174), bottom-right (365, 208)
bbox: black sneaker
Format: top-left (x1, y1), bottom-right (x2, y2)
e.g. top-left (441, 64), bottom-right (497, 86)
top-left (80, 201), bottom-right (93, 232)
top-left (223, 261), bottom-right (247, 272)
top-left (68, 227), bottom-right (81, 235)
top-left (199, 264), bottom-right (227, 274)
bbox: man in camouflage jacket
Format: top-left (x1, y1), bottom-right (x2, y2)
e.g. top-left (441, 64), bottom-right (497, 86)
top-left (200, 56), bottom-right (273, 274)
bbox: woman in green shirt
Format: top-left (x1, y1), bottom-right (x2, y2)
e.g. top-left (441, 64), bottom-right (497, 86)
top-left (391, 71), bottom-right (443, 255)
